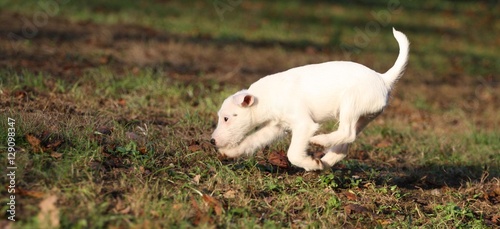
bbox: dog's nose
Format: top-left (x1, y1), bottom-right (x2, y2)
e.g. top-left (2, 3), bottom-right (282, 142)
top-left (210, 138), bottom-right (216, 145)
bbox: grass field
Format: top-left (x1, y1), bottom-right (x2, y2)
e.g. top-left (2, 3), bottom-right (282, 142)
top-left (1, 0), bottom-right (499, 228)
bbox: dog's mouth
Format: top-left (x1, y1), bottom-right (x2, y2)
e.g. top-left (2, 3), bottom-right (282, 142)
top-left (213, 122), bottom-right (269, 155)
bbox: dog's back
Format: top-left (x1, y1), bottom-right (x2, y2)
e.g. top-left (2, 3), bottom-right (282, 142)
top-left (249, 61), bottom-right (388, 122)
top-left (247, 28), bottom-right (409, 123)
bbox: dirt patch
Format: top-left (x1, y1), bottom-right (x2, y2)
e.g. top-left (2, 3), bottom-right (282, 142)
top-left (1, 10), bottom-right (325, 86)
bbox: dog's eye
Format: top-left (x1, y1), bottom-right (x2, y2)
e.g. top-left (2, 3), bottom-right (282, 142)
top-left (224, 117), bottom-right (229, 122)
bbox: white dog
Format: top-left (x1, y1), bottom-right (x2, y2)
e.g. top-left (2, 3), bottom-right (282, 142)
top-left (211, 28), bottom-right (409, 171)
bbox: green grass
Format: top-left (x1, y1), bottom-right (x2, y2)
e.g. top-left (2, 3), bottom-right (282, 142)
top-left (1, 0), bottom-right (499, 228)
top-left (1, 68), bottom-right (498, 228)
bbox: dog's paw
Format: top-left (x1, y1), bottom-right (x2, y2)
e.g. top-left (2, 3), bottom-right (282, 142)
top-left (219, 147), bottom-right (245, 158)
top-left (303, 158), bottom-right (325, 171)
top-left (218, 147), bottom-right (241, 158)
top-left (310, 134), bottom-right (330, 147)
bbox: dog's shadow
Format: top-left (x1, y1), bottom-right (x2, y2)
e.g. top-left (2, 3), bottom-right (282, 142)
top-left (219, 144), bottom-right (497, 190)
top-left (252, 157), bottom-right (496, 190)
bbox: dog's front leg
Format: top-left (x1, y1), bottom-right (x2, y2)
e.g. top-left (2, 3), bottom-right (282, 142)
top-left (220, 121), bottom-right (284, 158)
top-left (287, 121), bottom-right (324, 171)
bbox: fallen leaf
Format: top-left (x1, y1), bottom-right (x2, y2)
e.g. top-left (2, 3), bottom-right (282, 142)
top-left (188, 144), bottom-right (202, 152)
top-left (112, 198), bottom-right (131, 215)
top-left (13, 90), bottom-right (28, 99)
top-left (26, 134), bottom-right (42, 152)
top-left (117, 98), bottom-right (126, 107)
top-left (138, 146), bottom-right (147, 154)
top-left (193, 174), bottom-right (201, 185)
top-left (202, 194), bottom-right (223, 216)
top-left (376, 140), bottom-right (392, 148)
top-left (99, 55), bottom-right (110, 64)
top-left (345, 191), bottom-right (357, 201)
top-left (430, 189), bottom-right (442, 196)
top-left (46, 140), bottom-right (63, 150)
top-left (268, 150), bottom-right (289, 168)
top-left (132, 66), bottom-right (140, 75)
top-left (344, 204), bottom-right (369, 216)
top-left (191, 197), bottom-right (210, 225)
top-left (37, 195), bottom-right (60, 228)
top-left (493, 186), bottom-right (500, 196)
top-left (50, 152), bottom-right (63, 159)
top-left (223, 190), bottom-right (237, 199)
top-left (492, 214), bottom-right (499, 224)
top-left (264, 196), bottom-right (275, 205)
top-left (119, 206), bottom-right (131, 214)
top-left (378, 219), bottom-right (392, 225)
top-left (17, 187), bottom-right (45, 198)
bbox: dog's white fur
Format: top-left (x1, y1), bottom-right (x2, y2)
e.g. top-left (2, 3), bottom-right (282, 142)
top-left (212, 28), bottom-right (409, 171)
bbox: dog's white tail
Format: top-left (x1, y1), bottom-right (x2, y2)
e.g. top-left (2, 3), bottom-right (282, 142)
top-left (381, 28), bottom-right (410, 89)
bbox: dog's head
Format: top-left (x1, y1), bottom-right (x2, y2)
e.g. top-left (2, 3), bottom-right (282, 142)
top-left (211, 90), bottom-right (256, 151)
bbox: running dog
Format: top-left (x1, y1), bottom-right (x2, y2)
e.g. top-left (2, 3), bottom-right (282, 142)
top-left (211, 28), bottom-right (409, 171)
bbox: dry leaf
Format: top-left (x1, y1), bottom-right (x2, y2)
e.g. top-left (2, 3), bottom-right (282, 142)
top-left (117, 98), bottom-right (126, 107)
top-left (268, 150), bottom-right (289, 168)
top-left (17, 187), bottom-right (45, 198)
top-left (46, 140), bottom-right (63, 150)
top-left (172, 204), bottom-right (183, 210)
top-left (344, 204), bottom-right (369, 216)
top-left (202, 194), bottom-right (223, 216)
top-left (188, 144), bottom-right (202, 152)
top-left (492, 214), bottom-right (499, 224)
top-left (493, 186), bottom-right (500, 196)
top-left (264, 196), bottom-right (275, 205)
top-left (190, 197), bottom-right (210, 226)
top-left (378, 219), bottom-right (392, 225)
top-left (193, 174), bottom-right (201, 185)
top-left (99, 55), bottom-right (110, 64)
top-left (13, 90), bottom-right (27, 99)
top-left (345, 191), bottom-right (357, 201)
top-left (37, 195), bottom-right (60, 228)
top-left (223, 190), bottom-right (236, 199)
top-left (50, 152), bottom-right (63, 159)
top-left (26, 134), bottom-right (42, 152)
top-left (112, 198), bottom-right (131, 214)
top-left (119, 206), bottom-right (131, 214)
top-left (376, 140), bottom-right (392, 148)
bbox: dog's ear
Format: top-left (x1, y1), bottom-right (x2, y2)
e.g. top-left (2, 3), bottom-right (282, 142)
top-left (232, 91), bottom-right (255, 108)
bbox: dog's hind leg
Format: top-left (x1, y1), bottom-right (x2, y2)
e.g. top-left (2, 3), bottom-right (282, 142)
top-left (320, 143), bottom-right (350, 169)
top-left (320, 113), bottom-right (381, 168)
top-left (310, 108), bottom-right (359, 148)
